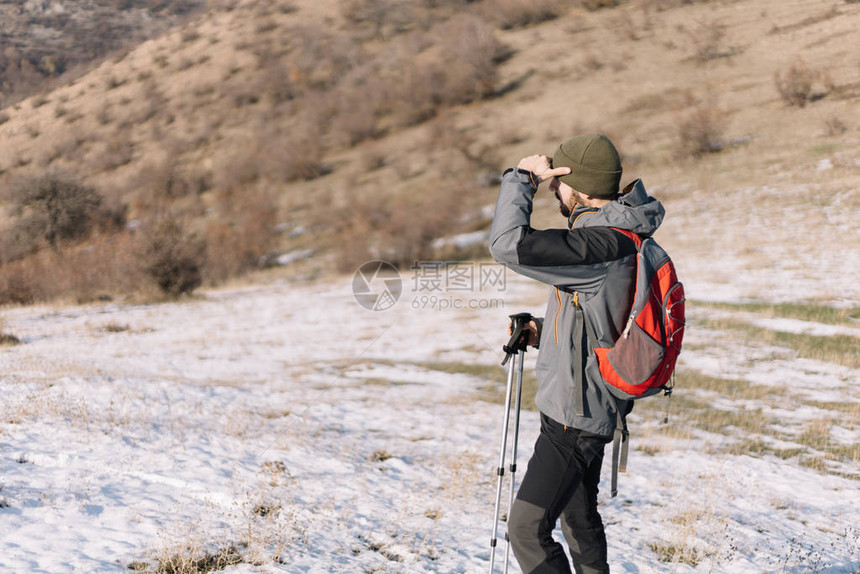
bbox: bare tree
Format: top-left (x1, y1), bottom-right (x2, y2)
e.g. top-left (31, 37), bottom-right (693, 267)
top-left (10, 173), bottom-right (103, 251)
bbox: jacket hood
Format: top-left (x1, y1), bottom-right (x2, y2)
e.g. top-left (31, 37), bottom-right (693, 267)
top-left (569, 179), bottom-right (664, 237)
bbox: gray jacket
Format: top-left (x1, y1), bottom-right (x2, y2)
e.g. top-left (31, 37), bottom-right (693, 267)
top-left (489, 168), bottom-right (665, 436)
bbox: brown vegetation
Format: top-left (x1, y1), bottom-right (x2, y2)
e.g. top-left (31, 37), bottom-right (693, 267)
top-left (139, 216), bottom-right (206, 297)
top-left (774, 57), bottom-right (829, 108)
top-left (675, 97), bottom-right (727, 158)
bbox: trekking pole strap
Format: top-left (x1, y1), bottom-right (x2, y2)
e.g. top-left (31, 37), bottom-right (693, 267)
top-left (611, 431), bottom-right (620, 498)
top-left (618, 409), bottom-right (629, 473)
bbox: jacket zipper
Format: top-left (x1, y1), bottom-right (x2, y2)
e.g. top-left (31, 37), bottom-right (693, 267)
top-left (554, 288), bottom-right (562, 344)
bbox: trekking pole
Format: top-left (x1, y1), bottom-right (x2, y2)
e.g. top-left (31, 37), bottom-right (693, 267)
top-left (489, 312), bottom-right (532, 574)
top-left (503, 339), bottom-right (526, 574)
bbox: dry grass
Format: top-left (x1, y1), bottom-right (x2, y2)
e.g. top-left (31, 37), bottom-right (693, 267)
top-left (481, 0), bottom-right (565, 30)
top-left (0, 315), bottom-right (21, 345)
top-left (629, 364), bottom-right (859, 479)
top-left (701, 317), bottom-right (859, 369)
top-left (692, 300), bottom-right (860, 326)
top-left (649, 541), bottom-right (709, 566)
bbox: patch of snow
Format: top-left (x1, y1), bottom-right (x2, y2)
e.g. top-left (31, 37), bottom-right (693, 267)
top-left (0, 273), bottom-right (857, 572)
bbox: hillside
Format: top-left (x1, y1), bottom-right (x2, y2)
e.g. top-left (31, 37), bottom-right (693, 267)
top-left (0, 0), bottom-right (858, 305)
top-left (0, 0), bottom-right (209, 107)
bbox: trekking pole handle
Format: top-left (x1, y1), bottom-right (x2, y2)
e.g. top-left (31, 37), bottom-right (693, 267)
top-left (501, 312), bottom-right (533, 365)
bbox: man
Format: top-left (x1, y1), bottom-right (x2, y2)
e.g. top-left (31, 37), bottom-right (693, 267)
top-left (488, 133), bottom-right (666, 574)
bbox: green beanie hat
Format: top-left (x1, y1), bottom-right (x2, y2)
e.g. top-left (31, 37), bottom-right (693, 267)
top-left (552, 133), bottom-right (622, 198)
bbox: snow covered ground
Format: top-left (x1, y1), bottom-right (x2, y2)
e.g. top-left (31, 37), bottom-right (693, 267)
top-left (1, 261), bottom-right (858, 572)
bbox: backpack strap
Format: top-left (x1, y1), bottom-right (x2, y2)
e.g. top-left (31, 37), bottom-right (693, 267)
top-left (611, 227), bottom-right (643, 248)
top-left (610, 407), bottom-right (629, 498)
top-left (579, 302), bottom-right (630, 497)
top-left (572, 297), bottom-right (586, 417)
top-left (575, 228), bottom-right (638, 496)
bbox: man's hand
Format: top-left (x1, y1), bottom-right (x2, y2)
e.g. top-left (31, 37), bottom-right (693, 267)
top-left (508, 319), bottom-right (540, 348)
top-left (517, 155), bottom-right (571, 183)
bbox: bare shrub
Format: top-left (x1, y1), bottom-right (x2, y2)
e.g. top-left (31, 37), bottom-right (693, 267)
top-left (96, 138), bottom-right (135, 171)
top-left (482, 0), bottom-right (564, 30)
top-left (213, 145), bottom-right (264, 188)
top-left (97, 106), bottom-right (112, 125)
top-left (105, 75), bottom-right (127, 90)
top-left (330, 76), bottom-right (384, 146)
top-left (216, 118), bottom-right (326, 188)
top-left (93, 193), bottom-right (129, 235)
top-left (581, 50), bottom-right (604, 73)
top-left (334, 181), bottom-right (474, 273)
top-left (608, 11), bottom-right (640, 41)
top-left (47, 233), bottom-right (143, 303)
top-left (9, 173), bottom-right (103, 250)
top-left (275, 119), bottom-right (328, 181)
top-left (0, 112), bottom-right (9, 125)
top-left (145, 544), bottom-right (243, 574)
top-left (428, 115), bottom-right (501, 177)
top-left (824, 116), bottom-right (847, 136)
top-left (282, 26), bottom-right (359, 91)
top-left (341, 0), bottom-right (416, 39)
top-left (0, 315), bottom-right (21, 345)
top-left (0, 227), bottom-right (151, 304)
top-left (0, 260), bottom-right (40, 304)
top-left (581, 0), bottom-right (621, 10)
top-left (359, 147), bottom-right (387, 171)
top-left (139, 216), bottom-right (206, 297)
top-left (675, 99), bottom-right (727, 158)
top-left (685, 19), bottom-right (728, 63)
top-left (437, 16), bottom-right (509, 105)
top-left (774, 58), bottom-right (822, 108)
top-left (203, 187), bottom-right (279, 284)
top-left (388, 62), bottom-right (444, 127)
top-left (0, 222), bottom-right (43, 262)
top-left (31, 94), bottom-right (50, 108)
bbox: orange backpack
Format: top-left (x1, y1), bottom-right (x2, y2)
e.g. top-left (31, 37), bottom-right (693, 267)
top-left (587, 229), bottom-right (685, 497)
top-left (593, 229), bottom-right (685, 400)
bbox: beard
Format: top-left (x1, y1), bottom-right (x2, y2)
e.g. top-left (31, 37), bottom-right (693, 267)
top-left (555, 189), bottom-right (572, 218)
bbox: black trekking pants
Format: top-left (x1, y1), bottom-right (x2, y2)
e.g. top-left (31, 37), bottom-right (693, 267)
top-left (508, 413), bottom-right (611, 574)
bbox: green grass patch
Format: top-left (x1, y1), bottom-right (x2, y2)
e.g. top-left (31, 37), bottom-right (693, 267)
top-left (692, 300), bottom-right (860, 326)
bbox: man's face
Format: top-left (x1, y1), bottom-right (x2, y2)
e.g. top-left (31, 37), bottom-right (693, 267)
top-left (549, 177), bottom-right (577, 218)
